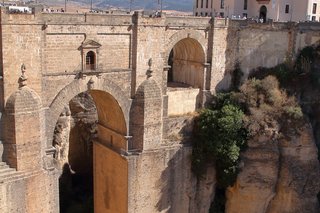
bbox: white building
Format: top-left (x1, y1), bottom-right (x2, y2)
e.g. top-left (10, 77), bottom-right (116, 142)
top-left (194, 0), bottom-right (320, 22)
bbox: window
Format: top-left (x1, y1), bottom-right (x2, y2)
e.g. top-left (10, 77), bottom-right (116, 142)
top-left (195, 12), bottom-right (198, 16)
top-left (244, 0), bottom-right (247, 10)
top-left (312, 16), bottom-right (316, 21)
top-left (313, 3), bottom-right (317, 14)
top-left (196, 0), bottom-right (198, 8)
top-left (201, 0), bottom-right (203, 8)
top-left (285, 4), bottom-right (289, 14)
top-left (220, 0), bottom-right (224, 9)
top-left (205, 12), bottom-right (208, 16)
top-left (243, 13), bottom-right (247, 18)
top-left (206, 0), bottom-right (209, 8)
top-left (86, 51), bottom-right (95, 70)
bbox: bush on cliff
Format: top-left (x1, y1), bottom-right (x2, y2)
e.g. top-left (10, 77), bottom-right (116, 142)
top-left (192, 93), bottom-right (247, 188)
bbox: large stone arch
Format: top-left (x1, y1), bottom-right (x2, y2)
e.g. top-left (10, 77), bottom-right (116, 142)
top-left (46, 77), bottom-right (131, 148)
top-left (47, 77), bottom-right (131, 213)
top-left (164, 29), bottom-right (208, 64)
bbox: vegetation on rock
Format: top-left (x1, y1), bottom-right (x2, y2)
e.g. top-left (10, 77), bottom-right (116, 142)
top-left (192, 75), bottom-right (304, 181)
top-left (192, 93), bottom-right (247, 188)
top-left (192, 47), bottom-right (320, 213)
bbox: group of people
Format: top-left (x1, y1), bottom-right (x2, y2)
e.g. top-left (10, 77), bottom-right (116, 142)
top-left (42, 8), bottom-right (66, 13)
top-left (8, 6), bottom-right (32, 14)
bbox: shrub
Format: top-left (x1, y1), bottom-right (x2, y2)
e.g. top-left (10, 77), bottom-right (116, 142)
top-left (296, 46), bottom-right (315, 71)
top-left (285, 106), bottom-right (303, 120)
top-left (192, 94), bottom-right (247, 188)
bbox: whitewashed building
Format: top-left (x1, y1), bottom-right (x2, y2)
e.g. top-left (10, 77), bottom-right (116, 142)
top-left (194, 0), bottom-right (320, 22)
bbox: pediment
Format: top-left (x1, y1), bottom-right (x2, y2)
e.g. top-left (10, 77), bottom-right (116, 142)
top-left (79, 40), bottom-right (101, 49)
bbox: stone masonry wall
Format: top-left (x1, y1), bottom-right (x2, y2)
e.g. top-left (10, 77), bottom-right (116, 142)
top-left (0, 170), bottom-right (59, 213)
top-left (0, 8), bottom-right (320, 213)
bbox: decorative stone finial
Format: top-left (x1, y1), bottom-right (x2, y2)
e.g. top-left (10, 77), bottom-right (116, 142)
top-left (18, 64), bottom-right (28, 88)
top-left (87, 78), bottom-right (95, 90)
top-left (146, 58), bottom-right (153, 78)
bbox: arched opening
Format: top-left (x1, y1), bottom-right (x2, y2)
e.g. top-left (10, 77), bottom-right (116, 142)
top-left (52, 89), bottom-right (128, 213)
top-left (259, 5), bottom-right (267, 23)
top-left (166, 38), bottom-right (205, 115)
top-left (167, 38), bottom-right (205, 89)
top-left (86, 51), bottom-right (96, 70)
top-left (54, 92), bottom-right (96, 212)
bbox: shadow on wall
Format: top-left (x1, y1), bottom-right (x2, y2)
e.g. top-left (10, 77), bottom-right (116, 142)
top-left (156, 148), bottom-right (188, 213)
top-left (155, 146), bottom-right (216, 213)
top-left (59, 163), bottom-right (94, 213)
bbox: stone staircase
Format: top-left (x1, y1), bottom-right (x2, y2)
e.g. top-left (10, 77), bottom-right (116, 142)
top-left (0, 162), bottom-right (27, 183)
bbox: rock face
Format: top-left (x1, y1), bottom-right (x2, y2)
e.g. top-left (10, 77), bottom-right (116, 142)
top-left (162, 115), bottom-right (217, 213)
top-left (53, 106), bottom-right (72, 169)
top-left (226, 124), bottom-right (320, 213)
top-left (53, 92), bottom-right (98, 173)
top-left (190, 165), bottom-right (216, 213)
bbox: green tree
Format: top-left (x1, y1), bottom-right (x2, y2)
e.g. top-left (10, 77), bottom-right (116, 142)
top-left (192, 94), bottom-right (247, 188)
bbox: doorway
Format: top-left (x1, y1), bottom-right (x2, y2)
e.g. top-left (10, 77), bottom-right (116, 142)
top-left (259, 5), bottom-right (267, 23)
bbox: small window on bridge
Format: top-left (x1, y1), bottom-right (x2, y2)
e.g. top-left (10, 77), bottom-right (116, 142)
top-left (86, 51), bottom-right (96, 70)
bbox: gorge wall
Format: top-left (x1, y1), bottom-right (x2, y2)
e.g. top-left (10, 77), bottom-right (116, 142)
top-left (226, 124), bottom-right (320, 213)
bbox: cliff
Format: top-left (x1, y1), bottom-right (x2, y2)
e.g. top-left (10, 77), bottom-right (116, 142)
top-left (226, 124), bottom-right (320, 213)
top-left (224, 49), bottom-right (320, 213)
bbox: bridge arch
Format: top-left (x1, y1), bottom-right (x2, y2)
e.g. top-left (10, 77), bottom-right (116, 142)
top-left (47, 77), bottom-right (131, 146)
top-left (47, 77), bottom-right (130, 213)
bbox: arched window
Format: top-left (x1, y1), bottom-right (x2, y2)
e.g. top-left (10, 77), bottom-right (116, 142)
top-left (86, 51), bottom-right (96, 70)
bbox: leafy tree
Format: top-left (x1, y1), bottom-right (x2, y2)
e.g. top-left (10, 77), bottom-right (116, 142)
top-left (192, 94), bottom-right (247, 188)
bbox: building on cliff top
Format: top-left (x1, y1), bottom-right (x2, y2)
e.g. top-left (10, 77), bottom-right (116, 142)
top-left (194, 0), bottom-right (320, 22)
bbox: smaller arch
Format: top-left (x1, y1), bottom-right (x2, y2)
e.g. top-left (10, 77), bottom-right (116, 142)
top-left (167, 37), bottom-right (206, 89)
top-left (164, 32), bottom-right (206, 116)
top-left (164, 30), bottom-right (207, 64)
top-left (86, 51), bottom-right (96, 70)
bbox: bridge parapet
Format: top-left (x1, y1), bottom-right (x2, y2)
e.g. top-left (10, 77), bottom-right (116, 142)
top-left (165, 16), bottom-right (211, 29)
top-left (0, 7), bottom-right (133, 25)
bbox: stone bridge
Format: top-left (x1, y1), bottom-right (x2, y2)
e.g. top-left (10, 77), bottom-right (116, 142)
top-left (0, 7), bottom-right (320, 213)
